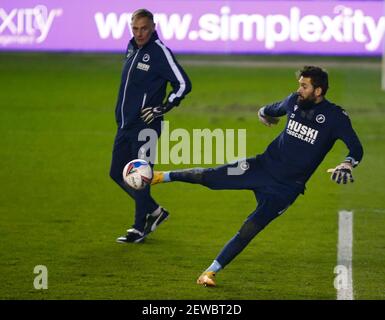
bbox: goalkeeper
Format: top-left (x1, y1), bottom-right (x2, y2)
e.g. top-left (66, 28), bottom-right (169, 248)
top-left (151, 66), bottom-right (363, 287)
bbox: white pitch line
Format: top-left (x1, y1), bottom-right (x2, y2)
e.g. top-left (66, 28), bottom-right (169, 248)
top-left (336, 210), bottom-right (354, 300)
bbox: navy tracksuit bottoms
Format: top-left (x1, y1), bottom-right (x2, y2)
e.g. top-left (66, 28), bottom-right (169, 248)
top-left (170, 156), bottom-right (300, 268)
top-left (109, 123), bottom-right (161, 232)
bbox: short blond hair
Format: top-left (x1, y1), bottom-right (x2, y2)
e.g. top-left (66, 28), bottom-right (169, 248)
top-left (131, 9), bottom-right (154, 23)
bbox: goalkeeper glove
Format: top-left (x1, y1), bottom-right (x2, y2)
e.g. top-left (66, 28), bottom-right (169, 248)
top-left (141, 102), bottom-right (173, 124)
top-left (327, 162), bottom-right (354, 184)
top-left (258, 107), bottom-right (280, 127)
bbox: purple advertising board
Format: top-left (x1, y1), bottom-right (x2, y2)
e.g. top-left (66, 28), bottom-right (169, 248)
top-left (0, 0), bottom-right (384, 55)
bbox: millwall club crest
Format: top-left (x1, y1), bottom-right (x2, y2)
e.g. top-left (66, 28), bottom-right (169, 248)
top-left (143, 54), bottom-right (150, 62)
top-left (316, 114), bottom-right (326, 123)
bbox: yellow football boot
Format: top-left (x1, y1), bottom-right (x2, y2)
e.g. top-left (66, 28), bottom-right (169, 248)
top-left (151, 171), bottom-right (164, 185)
top-left (197, 271), bottom-right (216, 287)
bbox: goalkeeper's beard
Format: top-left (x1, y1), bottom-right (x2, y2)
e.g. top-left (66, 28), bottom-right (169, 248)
top-left (297, 95), bottom-right (317, 110)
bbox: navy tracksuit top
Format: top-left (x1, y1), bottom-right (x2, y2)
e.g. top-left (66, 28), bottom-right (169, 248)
top-left (115, 31), bottom-right (191, 130)
top-left (259, 93), bottom-right (363, 193)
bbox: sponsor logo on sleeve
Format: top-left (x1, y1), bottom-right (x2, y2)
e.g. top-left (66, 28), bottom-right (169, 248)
top-left (126, 48), bottom-right (134, 58)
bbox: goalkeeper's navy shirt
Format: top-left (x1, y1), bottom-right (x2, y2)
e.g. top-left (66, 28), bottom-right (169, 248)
top-left (259, 93), bottom-right (363, 193)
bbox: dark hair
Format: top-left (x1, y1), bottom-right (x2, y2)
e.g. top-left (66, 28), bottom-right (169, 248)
top-left (297, 66), bottom-right (329, 96)
top-left (131, 9), bottom-right (154, 23)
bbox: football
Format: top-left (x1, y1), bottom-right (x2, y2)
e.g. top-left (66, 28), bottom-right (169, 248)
top-left (122, 159), bottom-right (153, 190)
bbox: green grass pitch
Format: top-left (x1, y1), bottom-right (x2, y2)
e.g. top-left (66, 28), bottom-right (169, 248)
top-left (0, 53), bottom-right (384, 299)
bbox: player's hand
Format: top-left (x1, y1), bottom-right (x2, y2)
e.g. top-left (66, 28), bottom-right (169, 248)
top-left (141, 105), bottom-right (164, 124)
top-left (327, 162), bottom-right (354, 184)
top-left (258, 107), bottom-right (280, 127)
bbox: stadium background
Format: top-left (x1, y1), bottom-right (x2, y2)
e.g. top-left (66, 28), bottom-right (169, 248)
top-left (0, 0), bottom-right (384, 300)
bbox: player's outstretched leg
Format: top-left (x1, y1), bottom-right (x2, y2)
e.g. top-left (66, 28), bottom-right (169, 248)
top-left (196, 193), bottom-right (296, 287)
top-left (151, 168), bottom-right (205, 186)
top-left (152, 158), bottom-right (259, 190)
top-left (196, 217), bottom-right (264, 287)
